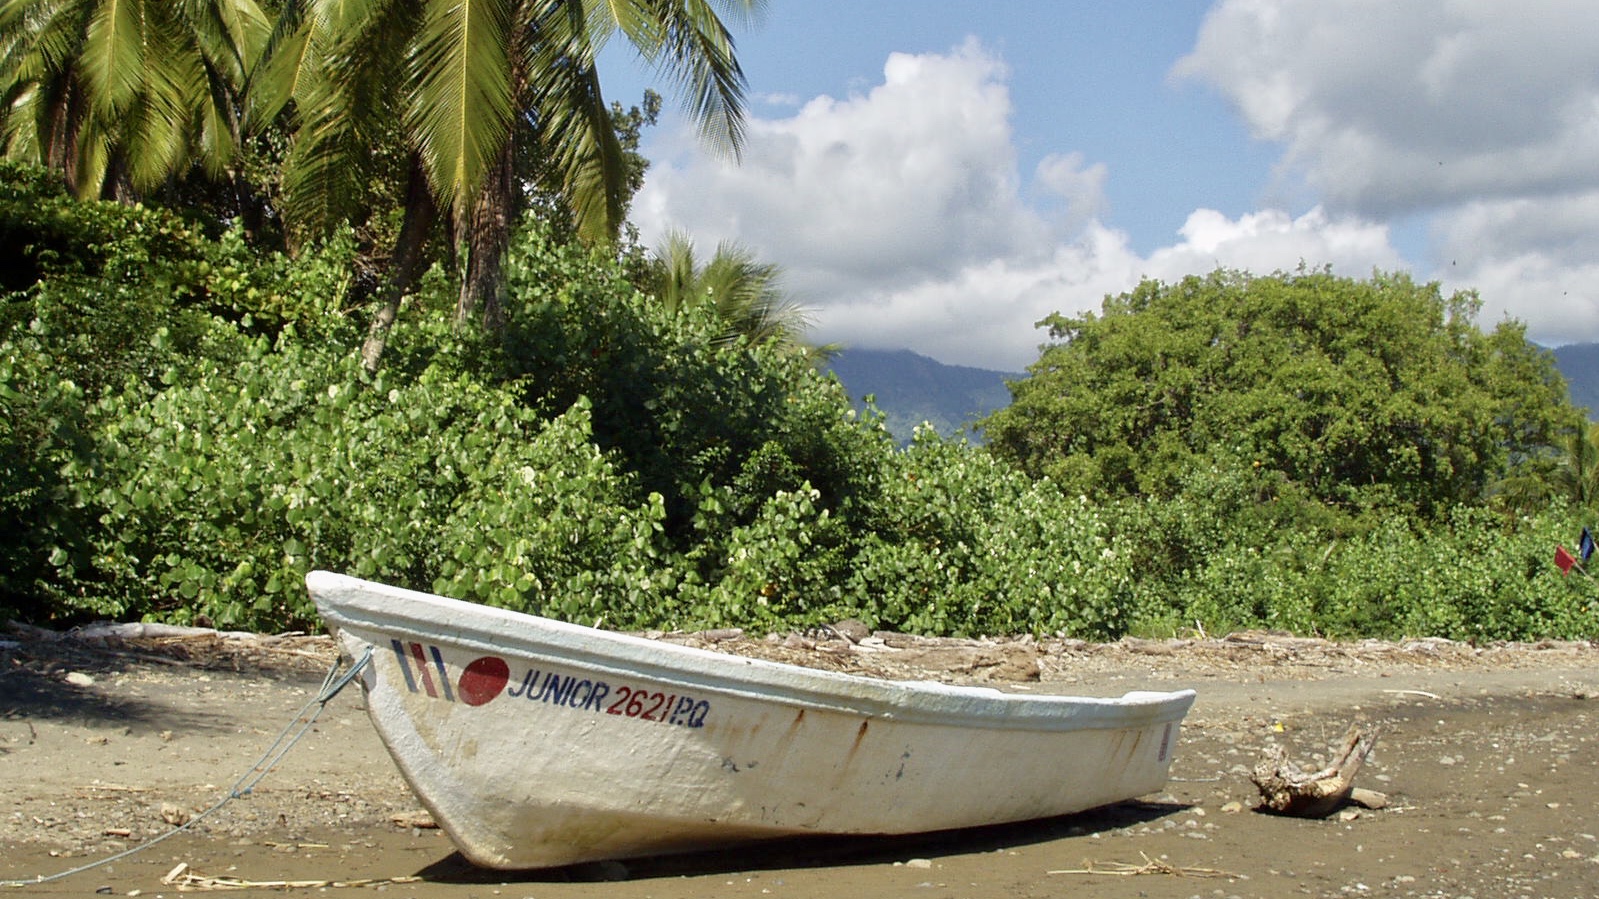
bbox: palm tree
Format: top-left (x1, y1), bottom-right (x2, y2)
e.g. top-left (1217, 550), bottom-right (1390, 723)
top-left (646, 230), bottom-right (833, 362)
top-left (256, 0), bottom-right (761, 366)
top-left (1556, 421), bottom-right (1599, 508)
top-left (1493, 420), bottom-right (1599, 514)
top-left (0, 0), bottom-right (270, 201)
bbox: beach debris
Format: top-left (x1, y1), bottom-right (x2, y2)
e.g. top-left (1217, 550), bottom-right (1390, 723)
top-left (1050, 851), bottom-right (1236, 878)
top-left (160, 803), bottom-right (191, 827)
top-left (1382, 689), bottom-right (1441, 700)
top-left (1251, 724), bottom-right (1386, 817)
top-left (160, 862), bottom-right (422, 891)
top-left (390, 809), bottom-right (437, 829)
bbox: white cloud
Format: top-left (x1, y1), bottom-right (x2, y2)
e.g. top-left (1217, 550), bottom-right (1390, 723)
top-left (1446, 254), bottom-right (1599, 346)
top-left (810, 226), bottom-right (1146, 371)
top-left (822, 209), bottom-right (1404, 371)
top-left (637, 38), bottom-right (1055, 300)
top-left (1434, 191), bottom-right (1599, 344)
top-left (1149, 207), bottom-right (1404, 277)
top-left (1173, 0), bottom-right (1599, 217)
top-left (634, 22), bottom-right (1599, 370)
top-left (1170, 0), bottom-right (1599, 347)
top-left (1437, 193), bottom-right (1599, 268)
top-left (1032, 152), bottom-right (1108, 233)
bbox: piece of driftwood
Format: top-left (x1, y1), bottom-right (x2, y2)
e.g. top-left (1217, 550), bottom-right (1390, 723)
top-left (1251, 724), bottom-right (1386, 817)
top-left (161, 862), bottom-right (422, 891)
top-left (1049, 851), bottom-right (1237, 878)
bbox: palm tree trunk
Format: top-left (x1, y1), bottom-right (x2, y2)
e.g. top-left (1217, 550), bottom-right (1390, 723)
top-left (362, 155), bottom-right (438, 372)
top-left (457, 138), bottom-right (517, 330)
top-left (45, 79), bottom-right (81, 190)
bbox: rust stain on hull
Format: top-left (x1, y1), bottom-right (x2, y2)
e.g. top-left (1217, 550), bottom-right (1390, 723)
top-left (851, 719), bottom-right (870, 755)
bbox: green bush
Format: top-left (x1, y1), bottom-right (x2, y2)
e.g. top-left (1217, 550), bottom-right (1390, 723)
top-left (6, 176), bottom-right (1596, 643)
top-left (76, 332), bottom-right (676, 629)
top-left (986, 269), bottom-right (1580, 519)
top-left (843, 430), bottom-right (1139, 638)
top-left (672, 481), bottom-right (853, 630)
top-left (494, 225), bottom-right (891, 546)
top-left (0, 163), bottom-right (377, 623)
top-left (1132, 500), bottom-right (1596, 641)
top-left (0, 164), bottom-right (221, 620)
top-left (0, 334), bottom-right (95, 617)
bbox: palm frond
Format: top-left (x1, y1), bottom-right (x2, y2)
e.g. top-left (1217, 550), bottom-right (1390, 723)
top-left (261, 0), bottom-right (414, 237)
top-left (82, 0), bottom-right (147, 115)
top-left (646, 230), bottom-right (822, 357)
top-left (527, 47), bottom-right (626, 244)
top-left (0, 0), bottom-right (91, 175)
top-left (407, 0), bottom-right (513, 214)
top-left (649, 0), bottom-right (755, 157)
top-left (246, 0), bottom-right (316, 124)
top-left (188, 0), bottom-right (271, 82)
top-left (70, 113), bottom-right (110, 191)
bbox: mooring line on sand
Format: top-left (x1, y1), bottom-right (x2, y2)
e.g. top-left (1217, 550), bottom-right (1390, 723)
top-left (1, 646), bottom-right (373, 889)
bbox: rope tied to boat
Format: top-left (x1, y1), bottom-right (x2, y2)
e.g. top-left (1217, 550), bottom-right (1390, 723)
top-left (1, 646), bottom-right (373, 888)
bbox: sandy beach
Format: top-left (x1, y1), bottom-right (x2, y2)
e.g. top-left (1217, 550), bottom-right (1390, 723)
top-left (4, 625), bottom-right (1599, 898)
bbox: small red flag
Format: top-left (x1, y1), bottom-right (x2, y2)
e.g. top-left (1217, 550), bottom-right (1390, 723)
top-left (1556, 545), bottom-right (1577, 576)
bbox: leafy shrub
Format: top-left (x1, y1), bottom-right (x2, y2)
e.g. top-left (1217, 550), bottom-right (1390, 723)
top-left (1167, 536), bottom-right (1321, 636)
top-left (79, 333), bottom-right (672, 629)
top-left (1, 168), bottom-right (220, 405)
top-left (986, 268), bottom-right (1581, 519)
top-left (1133, 500), bottom-right (1596, 641)
top-left (8, 180), bottom-right (1595, 643)
top-left (671, 481), bottom-right (853, 630)
top-left (844, 430), bottom-right (1139, 638)
top-left (196, 225), bottom-right (364, 340)
top-left (494, 225), bottom-right (891, 544)
top-left (0, 334), bottom-right (95, 618)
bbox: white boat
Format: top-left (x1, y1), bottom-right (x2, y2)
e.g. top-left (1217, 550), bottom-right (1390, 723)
top-left (307, 571), bottom-right (1196, 870)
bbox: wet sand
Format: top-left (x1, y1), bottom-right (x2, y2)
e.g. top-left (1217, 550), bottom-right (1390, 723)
top-left (4, 630), bottom-right (1598, 898)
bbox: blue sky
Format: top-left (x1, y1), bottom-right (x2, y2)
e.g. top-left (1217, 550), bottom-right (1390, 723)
top-left (602, 1), bottom-right (1599, 370)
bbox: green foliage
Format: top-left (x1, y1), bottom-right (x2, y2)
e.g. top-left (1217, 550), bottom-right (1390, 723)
top-left (984, 269), bottom-right (1582, 525)
top-left (0, 0), bottom-right (269, 200)
top-left (2, 165), bottom-right (212, 394)
top-left (0, 164), bottom-right (217, 619)
top-left (79, 336), bottom-right (670, 628)
top-left (640, 230), bottom-right (826, 360)
top-left (1114, 493), bottom-right (1596, 641)
top-left (1553, 422), bottom-right (1599, 508)
top-left (0, 334), bottom-right (94, 615)
top-left (0, 162), bottom-right (362, 393)
top-left (196, 226), bottom-right (363, 338)
top-left (842, 430), bottom-right (1139, 638)
top-left (494, 225), bottom-right (887, 542)
top-left (673, 481), bottom-right (852, 630)
top-left (4, 181), bottom-right (1597, 643)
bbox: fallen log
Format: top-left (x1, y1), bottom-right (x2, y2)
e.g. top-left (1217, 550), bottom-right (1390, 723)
top-left (1251, 724), bottom-right (1386, 817)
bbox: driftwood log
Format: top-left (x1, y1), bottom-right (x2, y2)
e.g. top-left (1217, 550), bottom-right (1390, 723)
top-left (1251, 724), bottom-right (1387, 817)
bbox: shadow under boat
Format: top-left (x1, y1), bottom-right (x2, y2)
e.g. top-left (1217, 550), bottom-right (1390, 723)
top-left (413, 798), bottom-right (1193, 884)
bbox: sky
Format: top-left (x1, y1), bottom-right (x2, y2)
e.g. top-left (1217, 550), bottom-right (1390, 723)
top-left (601, 0), bottom-right (1599, 371)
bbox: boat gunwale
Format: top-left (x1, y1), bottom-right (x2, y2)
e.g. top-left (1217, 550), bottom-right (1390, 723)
top-left (309, 570), bottom-right (1195, 731)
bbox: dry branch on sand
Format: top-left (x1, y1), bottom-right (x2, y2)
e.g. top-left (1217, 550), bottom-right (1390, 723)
top-left (1049, 851), bottom-right (1236, 878)
top-left (160, 862), bottom-right (422, 891)
top-left (1251, 724), bottom-right (1387, 817)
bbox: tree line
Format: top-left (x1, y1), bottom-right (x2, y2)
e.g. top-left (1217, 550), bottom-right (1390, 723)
top-left (4, 161), bottom-right (1594, 640)
top-left (3, 2), bottom-right (1595, 640)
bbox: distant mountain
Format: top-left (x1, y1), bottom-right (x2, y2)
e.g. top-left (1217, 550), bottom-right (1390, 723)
top-left (825, 349), bottom-right (1017, 442)
top-left (1553, 342), bottom-right (1599, 419)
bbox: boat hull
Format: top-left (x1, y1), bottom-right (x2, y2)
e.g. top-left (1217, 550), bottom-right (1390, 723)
top-left (308, 571), bottom-right (1195, 869)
